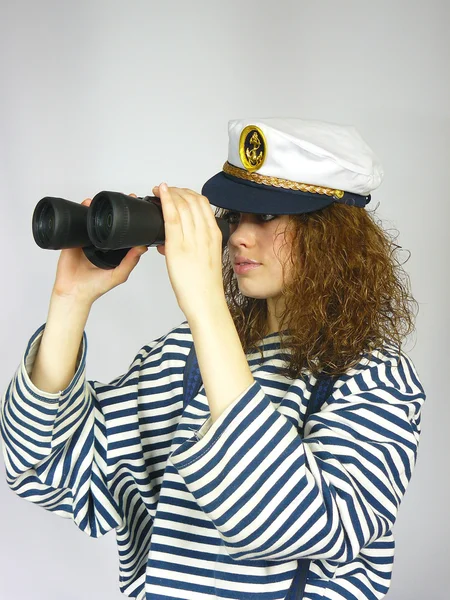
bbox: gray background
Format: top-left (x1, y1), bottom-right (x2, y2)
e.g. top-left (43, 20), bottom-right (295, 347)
top-left (0, 1), bottom-right (447, 599)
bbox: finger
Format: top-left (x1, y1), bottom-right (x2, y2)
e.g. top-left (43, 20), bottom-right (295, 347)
top-left (158, 185), bottom-right (193, 246)
top-left (180, 189), bottom-right (219, 244)
top-left (129, 193), bottom-right (137, 197)
top-left (173, 187), bottom-right (219, 248)
top-left (195, 193), bottom-right (221, 236)
top-left (165, 186), bottom-right (199, 244)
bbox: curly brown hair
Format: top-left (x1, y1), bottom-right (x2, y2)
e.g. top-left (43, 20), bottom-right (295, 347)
top-left (215, 202), bottom-right (419, 380)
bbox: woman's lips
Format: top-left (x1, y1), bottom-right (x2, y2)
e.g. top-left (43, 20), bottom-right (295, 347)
top-left (234, 263), bottom-right (262, 274)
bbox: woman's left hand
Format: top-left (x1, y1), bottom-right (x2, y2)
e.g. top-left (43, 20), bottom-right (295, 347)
top-left (153, 183), bottom-right (226, 320)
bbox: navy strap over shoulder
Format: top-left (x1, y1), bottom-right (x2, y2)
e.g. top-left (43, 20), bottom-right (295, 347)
top-left (284, 372), bottom-right (338, 599)
top-left (298, 373), bottom-right (338, 438)
top-left (183, 342), bottom-right (338, 600)
top-left (183, 343), bottom-right (203, 411)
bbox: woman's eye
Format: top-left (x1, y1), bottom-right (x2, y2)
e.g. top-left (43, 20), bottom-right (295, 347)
top-left (223, 212), bottom-right (240, 224)
top-left (223, 211), bottom-right (276, 224)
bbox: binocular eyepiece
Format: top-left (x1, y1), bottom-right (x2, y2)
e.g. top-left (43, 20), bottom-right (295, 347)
top-left (32, 191), bottom-right (230, 269)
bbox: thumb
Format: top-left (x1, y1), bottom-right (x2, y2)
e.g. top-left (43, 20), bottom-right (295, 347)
top-left (131, 245), bottom-right (148, 258)
top-left (112, 246), bottom-right (148, 282)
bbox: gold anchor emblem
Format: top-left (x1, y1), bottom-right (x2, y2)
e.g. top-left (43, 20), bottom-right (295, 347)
top-left (239, 125), bottom-right (267, 172)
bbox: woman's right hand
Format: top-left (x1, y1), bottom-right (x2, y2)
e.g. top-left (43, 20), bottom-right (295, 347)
top-left (52, 194), bottom-right (149, 306)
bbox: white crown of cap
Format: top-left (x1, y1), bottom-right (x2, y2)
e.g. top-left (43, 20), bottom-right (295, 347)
top-left (227, 117), bottom-right (384, 196)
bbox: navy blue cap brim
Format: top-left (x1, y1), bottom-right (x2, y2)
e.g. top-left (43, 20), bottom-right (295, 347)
top-left (201, 171), bottom-right (370, 214)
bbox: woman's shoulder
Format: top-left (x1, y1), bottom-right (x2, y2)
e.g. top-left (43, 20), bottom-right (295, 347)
top-left (331, 341), bottom-right (426, 403)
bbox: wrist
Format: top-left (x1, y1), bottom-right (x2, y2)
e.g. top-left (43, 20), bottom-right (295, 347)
top-left (51, 289), bottom-right (94, 311)
top-left (49, 290), bottom-right (94, 319)
top-left (186, 295), bottom-right (229, 329)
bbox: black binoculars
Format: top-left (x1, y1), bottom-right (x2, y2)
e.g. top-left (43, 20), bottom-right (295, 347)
top-left (32, 191), bottom-right (231, 270)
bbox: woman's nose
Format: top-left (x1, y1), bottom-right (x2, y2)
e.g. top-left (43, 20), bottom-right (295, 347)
top-left (228, 226), bottom-right (258, 251)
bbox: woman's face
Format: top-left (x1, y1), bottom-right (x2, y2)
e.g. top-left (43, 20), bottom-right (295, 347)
top-left (226, 211), bottom-right (296, 301)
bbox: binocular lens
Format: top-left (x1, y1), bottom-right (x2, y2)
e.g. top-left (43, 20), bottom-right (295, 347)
top-left (35, 201), bottom-right (55, 248)
top-left (87, 191), bottom-right (161, 250)
top-left (32, 196), bottom-right (92, 250)
top-left (92, 194), bottom-right (114, 244)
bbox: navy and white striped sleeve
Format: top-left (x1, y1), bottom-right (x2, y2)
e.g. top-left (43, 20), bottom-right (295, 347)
top-left (0, 322), bottom-right (166, 538)
top-left (169, 349), bottom-right (426, 564)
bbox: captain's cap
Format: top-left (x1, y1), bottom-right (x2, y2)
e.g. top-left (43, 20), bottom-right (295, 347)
top-left (202, 117), bottom-right (384, 214)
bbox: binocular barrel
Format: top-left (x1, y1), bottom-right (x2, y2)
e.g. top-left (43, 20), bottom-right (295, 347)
top-left (32, 191), bottom-right (230, 270)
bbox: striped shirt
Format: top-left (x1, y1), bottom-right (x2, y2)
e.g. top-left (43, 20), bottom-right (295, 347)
top-left (0, 320), bottom-right (426, 600)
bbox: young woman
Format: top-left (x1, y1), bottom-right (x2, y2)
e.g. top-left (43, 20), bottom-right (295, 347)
top-left (0, 118), bottom-right (426, 600)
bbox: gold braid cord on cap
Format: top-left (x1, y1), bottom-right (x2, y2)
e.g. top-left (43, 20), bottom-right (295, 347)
top-left (222, 161), bottom-right (345, 199)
